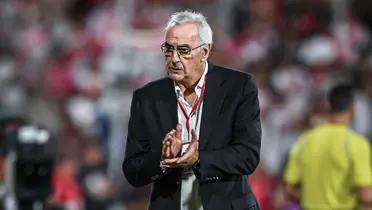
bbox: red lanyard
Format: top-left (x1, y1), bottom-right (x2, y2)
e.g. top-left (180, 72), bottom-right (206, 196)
top-left (177, 75), bottom-right (208, 136)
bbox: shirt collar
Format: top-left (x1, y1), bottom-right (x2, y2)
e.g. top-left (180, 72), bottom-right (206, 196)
top-left (174, 62), bottom-right (208, 99)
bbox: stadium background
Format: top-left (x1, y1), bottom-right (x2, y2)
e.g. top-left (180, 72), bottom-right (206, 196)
top-left (0, 0), bottom-right (372, 209)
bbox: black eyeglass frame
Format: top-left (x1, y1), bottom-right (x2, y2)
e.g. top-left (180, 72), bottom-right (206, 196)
top-left (160, 42), bottom-right (206, 57)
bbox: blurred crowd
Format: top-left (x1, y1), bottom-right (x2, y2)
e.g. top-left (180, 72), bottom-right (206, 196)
top-left (0, 0), bottom-right (372, 209)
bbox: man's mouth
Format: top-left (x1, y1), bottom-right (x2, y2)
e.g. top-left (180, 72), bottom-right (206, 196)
top-left (169, 67), bottom-right (182, 71)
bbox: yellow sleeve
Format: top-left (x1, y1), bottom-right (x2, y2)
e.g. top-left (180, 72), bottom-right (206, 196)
top-left (351, 136), bottom-right (372, 187)
top-left (283, 137), bottom-right (304, 184)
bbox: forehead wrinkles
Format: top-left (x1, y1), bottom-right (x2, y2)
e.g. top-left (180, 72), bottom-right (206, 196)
top-left (165, 24), bottom-right (200, 45)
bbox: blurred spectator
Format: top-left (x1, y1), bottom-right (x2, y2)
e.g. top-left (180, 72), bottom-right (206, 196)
top-left (283, 84), bottom-right (372, 210)
top-left (52, 155), bottom-right (83, 210)
top-left (79, 143), bottom-right (113, 210)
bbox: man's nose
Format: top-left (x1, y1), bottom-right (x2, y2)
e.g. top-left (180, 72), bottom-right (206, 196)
top-left (171, 49), bottom-right (180, 63)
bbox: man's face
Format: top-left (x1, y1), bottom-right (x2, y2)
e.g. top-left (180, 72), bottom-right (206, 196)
top-left (163, 23), bottom-right (209, 85)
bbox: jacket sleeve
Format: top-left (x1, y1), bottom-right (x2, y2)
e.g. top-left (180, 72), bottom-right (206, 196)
top-left (198, 76), bottom-right (261, 182)
top-left (122, 90), bottom-right (164, 187)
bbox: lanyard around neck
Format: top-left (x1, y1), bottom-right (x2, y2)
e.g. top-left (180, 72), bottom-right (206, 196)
top-left (177, 75), bottom-right (208, 137)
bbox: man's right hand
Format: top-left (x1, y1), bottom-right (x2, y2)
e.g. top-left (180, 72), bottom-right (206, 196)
top-left (162, 124), bottom-right (182, 159)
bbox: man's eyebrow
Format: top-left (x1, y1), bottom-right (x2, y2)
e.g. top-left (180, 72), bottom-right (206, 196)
top-left (163, 42), bottom-right (173, 46)
top-left (177, 44), bottom-right (191, 48)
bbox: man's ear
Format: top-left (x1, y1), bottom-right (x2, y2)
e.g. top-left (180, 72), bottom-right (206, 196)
top-left (201, 44), bottom-right (212, 61)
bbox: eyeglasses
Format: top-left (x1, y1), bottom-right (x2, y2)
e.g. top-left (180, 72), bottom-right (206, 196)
top-left (161, 42), bottom-right (206, 57)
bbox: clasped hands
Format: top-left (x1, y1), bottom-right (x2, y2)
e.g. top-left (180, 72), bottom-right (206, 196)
top-left (160, 124), bottom-right (199, 169)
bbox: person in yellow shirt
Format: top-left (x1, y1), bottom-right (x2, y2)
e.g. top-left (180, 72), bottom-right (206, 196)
top-left (283, 83), bottom-right (372, 210)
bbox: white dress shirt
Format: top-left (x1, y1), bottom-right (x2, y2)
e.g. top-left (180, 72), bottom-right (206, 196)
top-left (174, 62), bottom-right (208, 210)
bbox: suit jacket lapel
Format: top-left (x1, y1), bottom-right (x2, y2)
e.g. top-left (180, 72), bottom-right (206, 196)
top-left (155, 78), bottom-right (178, 135)
top-left (199, 62), bottom-right (227, 150)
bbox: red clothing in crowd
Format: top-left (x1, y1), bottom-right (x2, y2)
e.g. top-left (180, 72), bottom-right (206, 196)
top-left (52, 164), bottom-right (83, 209)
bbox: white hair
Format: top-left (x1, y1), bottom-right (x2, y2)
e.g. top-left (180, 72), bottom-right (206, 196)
top-left (164, 10), bottom-right (213, 44)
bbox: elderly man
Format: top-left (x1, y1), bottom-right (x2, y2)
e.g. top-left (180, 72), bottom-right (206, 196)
top-left (123, 10), bottom-right (261, 210)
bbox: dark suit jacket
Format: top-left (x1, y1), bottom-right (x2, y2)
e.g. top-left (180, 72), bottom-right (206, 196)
top-left (123, 62), bottom-right (262, 210)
